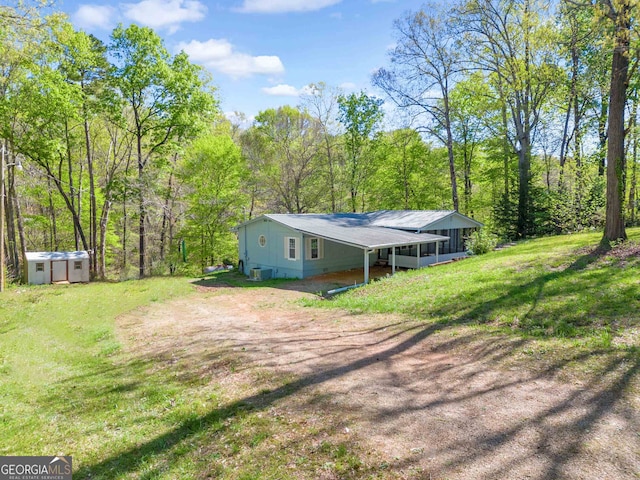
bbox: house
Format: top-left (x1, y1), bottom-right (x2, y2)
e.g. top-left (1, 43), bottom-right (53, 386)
top-left (24, 251), bottom-right (90, 285)
top-left (236, 210), bottom-right (483, 283)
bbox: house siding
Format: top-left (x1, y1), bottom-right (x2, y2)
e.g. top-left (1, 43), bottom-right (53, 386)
top-left (301, 235), bottom-right (367, 277)
top-left (239, 219), bottom-right (303, 279)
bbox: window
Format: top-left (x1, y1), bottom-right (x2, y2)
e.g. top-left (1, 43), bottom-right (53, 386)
top-left (36, 263), bottom-right (44, 272)
top-left (305, 237), bottom-right (323, 260)
top-left (284, 237), bottom-right (299, 261)
top-left (74, 261), bottom-right (83, 270)
top-left (258, 235), bottom-right (267, 247)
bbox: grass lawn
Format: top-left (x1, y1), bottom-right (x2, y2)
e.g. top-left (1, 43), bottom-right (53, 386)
top-left (310, 228), bottom-right (640, 378)
top-left (1, 229), bottom-right (639, 479)
top-left (0, 276), bottom-right (377, 479)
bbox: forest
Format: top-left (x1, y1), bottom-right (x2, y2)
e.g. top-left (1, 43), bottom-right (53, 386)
top-left (0, 0), bottom-right (638, 282)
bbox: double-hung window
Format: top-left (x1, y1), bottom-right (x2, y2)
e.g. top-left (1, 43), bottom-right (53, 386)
top-left (305, 237), bottom-right (323, 260)
top-left (284, 237), bottom-right (299, 261)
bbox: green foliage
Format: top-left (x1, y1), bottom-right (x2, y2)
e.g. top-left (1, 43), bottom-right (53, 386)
top-left (178, 128), bottom-right (246, 268)
top-left (466, 229), bottom-right (498, 255)
top-left (337, 91), bottom-right (384, 212)
top-left (251, 106), bottom-right (327, 213)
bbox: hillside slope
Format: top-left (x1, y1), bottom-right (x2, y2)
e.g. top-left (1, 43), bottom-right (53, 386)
top-left (321, 228), bottom-right (640, 349)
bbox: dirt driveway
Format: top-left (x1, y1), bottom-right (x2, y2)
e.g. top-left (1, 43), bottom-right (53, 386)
top-left (118, 280), bottom-right (640, 479)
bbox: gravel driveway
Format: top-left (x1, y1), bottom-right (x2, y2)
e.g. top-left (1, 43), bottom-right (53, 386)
top-left (117, 280), bottom-right (640, 479)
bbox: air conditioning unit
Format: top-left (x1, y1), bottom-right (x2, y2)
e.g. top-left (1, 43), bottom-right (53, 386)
top-left (249, 268), bottom-right (272, 281)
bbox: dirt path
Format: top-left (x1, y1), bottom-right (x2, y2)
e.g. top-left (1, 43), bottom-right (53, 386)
top-left (118, 282), bottom-right (640, 479)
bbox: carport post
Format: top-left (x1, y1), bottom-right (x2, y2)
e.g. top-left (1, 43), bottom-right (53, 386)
top-left (417, 243), bottom-right (421, 269)
top-left (391, 247), bottom-right (396, 274)
top-left (436, 241), bottom-right (439, 263)
top-left (364, 249), bottom-right (370, 284)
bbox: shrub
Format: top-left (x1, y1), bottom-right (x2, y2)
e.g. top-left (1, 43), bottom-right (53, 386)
top-left (466, 229), bottom-right (498, 255)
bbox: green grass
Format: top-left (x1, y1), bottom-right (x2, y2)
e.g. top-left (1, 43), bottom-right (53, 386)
top-left (3, 230), bottom-right (639, 479)
top-left (0, 278), bottom-right (192, 455)
top-left (0, 276), bottom-right (378, 479)
top-left (309, 228), bottom-right (640, 357)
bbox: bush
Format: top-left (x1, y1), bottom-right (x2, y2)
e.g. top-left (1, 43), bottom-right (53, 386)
top-left (466, 229), bottom-right (498, 255)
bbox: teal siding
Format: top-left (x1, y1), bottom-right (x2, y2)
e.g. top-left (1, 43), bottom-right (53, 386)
top-left (238, 219), bottom-right (303, 279)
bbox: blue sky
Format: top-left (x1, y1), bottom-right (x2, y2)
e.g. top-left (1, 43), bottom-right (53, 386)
top-left (56, 0), bottom-right (415, 119)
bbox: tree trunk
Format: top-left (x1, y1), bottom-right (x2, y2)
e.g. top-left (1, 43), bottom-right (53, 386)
top-left (159, 162), bottom-right (175, 261)
top-left (630, 120), bottom-right (637, 225)
top-left (5, 162), bottom-right (19, 279)
top-left (99, 199), bottom-right (112, 279)
top-left (84, 116), bottom-right (97, 277)
top-left (598, 88), bottom-right (609, 176)
top-left (48, 176), bottom-right (59, 251)
top-left (603, 4), bottom-right (630, 243)
top-left (64, 120), bottom-right (79, 251)
top-left (137, 132), bottom-right (146, 278)
top-left (517, 134), bottom-right (532, 238)
top-left (445, 117), bottom-right (459, 211)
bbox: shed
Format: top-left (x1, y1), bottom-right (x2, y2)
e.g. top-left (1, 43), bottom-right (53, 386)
top-left (24, 251), bottom-right (90, 285)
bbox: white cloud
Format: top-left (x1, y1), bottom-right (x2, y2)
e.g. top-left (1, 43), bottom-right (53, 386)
top-left (262, 84), bottom-right (317, 96)
top-left (122, 0), bottom-right (207, 33)
top-left (237, 0), bottom-right (341, 13)
top-left (178, 39), bottom-right (285, 78)
top-left (262, 84), bottom-right (299, 96)
top-left (73, 4), bottom-right (116, 30)
top-left (339, 82), bottom-right (357, 91)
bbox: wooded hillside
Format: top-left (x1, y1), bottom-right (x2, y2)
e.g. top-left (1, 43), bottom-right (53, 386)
top-left (1, 0), bottom-right (638, 281)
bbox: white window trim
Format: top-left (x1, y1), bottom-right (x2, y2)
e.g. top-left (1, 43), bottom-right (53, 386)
top-left (305, 237), bottom-right (324, 260)
top-left (258, 235), bottom-right (267, 247)
top-left (284, 237), bottom-right (300, 261)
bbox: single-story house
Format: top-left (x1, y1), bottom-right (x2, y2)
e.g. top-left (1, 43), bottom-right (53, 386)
top-left (24, 251), bottom-right (90, 285)
top-left (236, 210), bottom-right (482, 282)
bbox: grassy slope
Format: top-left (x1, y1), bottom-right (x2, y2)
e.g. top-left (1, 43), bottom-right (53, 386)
top-left (315, 228), bottom-right (640, 362)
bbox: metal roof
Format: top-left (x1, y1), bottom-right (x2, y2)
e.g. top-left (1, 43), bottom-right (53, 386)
top-left (264, 214), bottom-right (449, 249)
top-left (25, 251), bottom-right (89, 261)
top-left (367, 210), bottom-right (483, 230)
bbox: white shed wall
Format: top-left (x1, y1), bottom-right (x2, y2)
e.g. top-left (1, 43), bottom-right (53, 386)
top-left (26, 260), bottom-right (51, 285)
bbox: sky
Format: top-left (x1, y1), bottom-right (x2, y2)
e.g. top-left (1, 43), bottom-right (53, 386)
top-left (54, 0), bottom-right (416, 121)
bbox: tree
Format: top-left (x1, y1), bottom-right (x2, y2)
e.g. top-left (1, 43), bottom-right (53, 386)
top-left (56, 24), bottom-right (110, 276)
top-left (252, 106), bottom-right (326, 213)
top-left (373, 6), bottom-right (461, 211)
top-left (337, 91), bottom-right (384, 212)
top-left (109, 24), bottom-right (217, 277)
top-left (457, 0), bottom-right (559, 237)
top-left (600, 0), bottom-right (633, 242)
top-left (179, 129), bottom-right (246, 268)
top-left (300, 82), bottom-right (345, 212)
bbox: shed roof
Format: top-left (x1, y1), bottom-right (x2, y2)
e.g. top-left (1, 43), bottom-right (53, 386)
top-left (25, 251), bottom-right (89, 261)
top-left (264, 214), bottom-right (449, 249)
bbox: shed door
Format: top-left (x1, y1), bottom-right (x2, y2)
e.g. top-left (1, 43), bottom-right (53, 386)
top-left (51, 260), bottom-right (68, 282)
